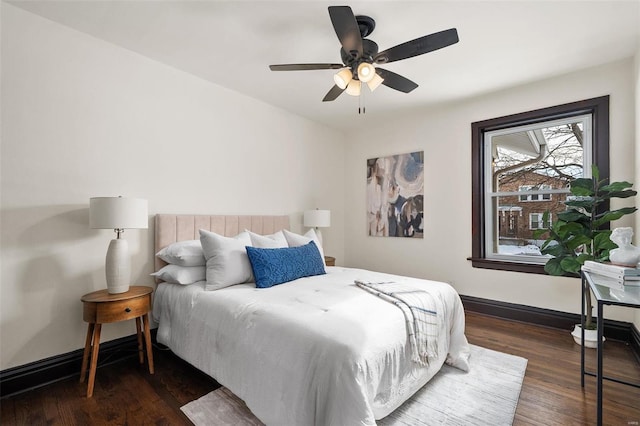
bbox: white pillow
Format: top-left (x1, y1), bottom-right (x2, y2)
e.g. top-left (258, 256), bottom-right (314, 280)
top-left (247, 230), bottom-right (288, 248)
top-left (156, 240), bottom-right (205, 267)
top-left (283, 229), bottom-right (326, 265)
top-left (199, 229), bottom-right (253, 291)
top-left (151, 264), bottom-right (205, 285)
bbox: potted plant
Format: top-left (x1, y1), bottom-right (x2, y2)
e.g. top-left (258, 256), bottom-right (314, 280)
top-left (533, 165), bottom-right (637, 346)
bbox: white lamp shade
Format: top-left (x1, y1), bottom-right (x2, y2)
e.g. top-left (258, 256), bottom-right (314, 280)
top-left (367, 73), bottom-right (384, 92)
top-left (90, 197), bottom-right (148, 229)
top-left (345, 79), bottom-right (361, 96)
top-left (357, 62), bottom-right (375, 83)
top-left (304, 210), bottom-right (331, 228)
top-left (333, 68), bottom-right (353, 90)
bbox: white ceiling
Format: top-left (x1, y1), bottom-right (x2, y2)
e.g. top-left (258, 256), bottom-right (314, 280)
top-left (8, 0), bottom-right (640, 130)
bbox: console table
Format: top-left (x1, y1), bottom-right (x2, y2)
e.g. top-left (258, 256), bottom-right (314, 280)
top-left (580, 271), bottom-right (640, 426)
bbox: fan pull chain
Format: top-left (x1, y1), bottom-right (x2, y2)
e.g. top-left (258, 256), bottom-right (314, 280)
top-left (359, 88), bottom-right (366, 114)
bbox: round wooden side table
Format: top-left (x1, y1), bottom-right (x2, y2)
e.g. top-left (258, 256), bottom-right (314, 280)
top-left (79, 286), bottom-right (154, 397)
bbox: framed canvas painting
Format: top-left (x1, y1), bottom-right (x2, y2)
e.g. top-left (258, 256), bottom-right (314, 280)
top-left (367, 151), bottom-right (424, 238)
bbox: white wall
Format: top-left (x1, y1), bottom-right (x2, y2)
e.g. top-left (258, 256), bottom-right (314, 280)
top-left (0, 4), bottom-right (345, 370)
top-left (634, 43), bottom-right (640, 331)
top-left (344, 59), bottom-right (637, 323)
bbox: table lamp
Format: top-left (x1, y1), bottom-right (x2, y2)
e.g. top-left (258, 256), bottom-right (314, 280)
top-left (303, 209), bottom-right (331, 246)
top-left (90, 196), bottom-right (148, 294)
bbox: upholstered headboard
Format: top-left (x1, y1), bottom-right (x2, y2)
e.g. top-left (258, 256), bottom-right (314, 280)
top-left (154, 214), bottom-right (290, 272)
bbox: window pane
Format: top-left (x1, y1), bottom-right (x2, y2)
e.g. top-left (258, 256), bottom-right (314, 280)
top-left (488, 196), bottom-right (553, 259)
top-left (492, 121), bottom-right (585, 194)
top-left (485, 116), bottom-right (588, 263)
top-left (488, 190), bottom-right (567, 259)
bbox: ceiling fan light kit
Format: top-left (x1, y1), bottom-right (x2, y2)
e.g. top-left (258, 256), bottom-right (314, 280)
top-left (269, 5), bottom-right (459, 107)
top-left (345, 79), bottom-right (362, 96)
top-left (367, 72), bottom-right (384, 92)
top-left (334, 67), bottom-right (353, 89)
top-left (357, 62), bottom-right (375, 83)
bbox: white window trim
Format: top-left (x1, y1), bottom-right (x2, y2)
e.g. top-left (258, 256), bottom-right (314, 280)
top-left (529, 212), bottom-right (552, 230)
top-left (519, 185), bottom-right (553, 202)
top-left (483, 114), bottom-right (592, 264)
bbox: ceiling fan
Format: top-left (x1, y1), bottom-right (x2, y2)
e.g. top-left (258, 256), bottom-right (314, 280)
top-left (269, 6), bottom-right (459, 102)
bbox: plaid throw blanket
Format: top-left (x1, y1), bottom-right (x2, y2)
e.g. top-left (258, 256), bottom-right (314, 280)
top-left (355, 280), bottom-right (439, 366)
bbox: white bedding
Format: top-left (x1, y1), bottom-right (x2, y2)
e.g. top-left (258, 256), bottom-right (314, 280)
top-left (153, 266), bottom-right (470, 425)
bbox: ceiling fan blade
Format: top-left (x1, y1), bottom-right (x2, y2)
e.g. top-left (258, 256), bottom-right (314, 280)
top-left (269, 63), bottom-right (344, 71)
top-left (376, 68), bottom-right (418, 93)
top-left (374, 28), bottom-right (459, 64)
top-left (328, 6), bottom-right (363, 60)
top-left (322, 85), bottom-right (345, 102)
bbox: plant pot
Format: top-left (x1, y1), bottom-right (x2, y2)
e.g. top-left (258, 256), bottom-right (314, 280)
top-left (571, 324), bottom-right (604, 348)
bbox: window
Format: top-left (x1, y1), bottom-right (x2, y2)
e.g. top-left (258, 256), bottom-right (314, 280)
top-left (519, 185), bottom-right (552, 202)
top-left (470, 96), bottom-right (610, 274)
top-left (529, 213), bottom-right (551, 230)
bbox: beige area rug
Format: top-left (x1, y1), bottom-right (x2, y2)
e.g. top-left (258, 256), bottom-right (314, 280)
top-left (181, 344), bottom-right (527, 426)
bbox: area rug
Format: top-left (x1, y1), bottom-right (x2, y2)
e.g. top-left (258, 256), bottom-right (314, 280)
top-left (180, 344), bottom-right (527, 426)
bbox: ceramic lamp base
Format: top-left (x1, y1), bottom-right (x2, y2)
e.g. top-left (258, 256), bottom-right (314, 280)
top-left (315, 228), bottom-right (324, 247)
top-left (105, 238), bottom-right (130, 294)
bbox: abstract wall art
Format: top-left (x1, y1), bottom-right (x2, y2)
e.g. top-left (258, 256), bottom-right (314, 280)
top-left (366, 151), bottom-right (424, 238)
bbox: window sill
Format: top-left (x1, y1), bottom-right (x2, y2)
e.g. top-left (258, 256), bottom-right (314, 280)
top-left (467, 257), bottom-right (546, 274)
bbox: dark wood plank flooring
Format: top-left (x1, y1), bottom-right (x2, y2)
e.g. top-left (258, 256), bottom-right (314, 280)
top-left (2, 311), bottom-right (639, 425)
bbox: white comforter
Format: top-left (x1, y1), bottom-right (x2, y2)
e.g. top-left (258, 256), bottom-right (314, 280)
top-left (153, 267), bottom-right (470, 425)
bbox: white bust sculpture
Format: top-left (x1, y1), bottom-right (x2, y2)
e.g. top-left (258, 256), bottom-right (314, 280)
top-left (609, 227), bottom-right (640, 267)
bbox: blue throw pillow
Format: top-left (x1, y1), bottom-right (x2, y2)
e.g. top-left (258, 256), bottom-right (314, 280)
top-left (246, 241), bottom-right (326, 288)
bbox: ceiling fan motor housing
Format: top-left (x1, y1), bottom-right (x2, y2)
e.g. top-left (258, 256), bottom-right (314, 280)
top-left (341, 38), bottom-right (379, 79)
top-left (355, 15), bottom-right (376, 38)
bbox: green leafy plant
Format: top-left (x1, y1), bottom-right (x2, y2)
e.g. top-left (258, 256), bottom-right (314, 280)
top-left (533, 165), bottom-right (637, 329)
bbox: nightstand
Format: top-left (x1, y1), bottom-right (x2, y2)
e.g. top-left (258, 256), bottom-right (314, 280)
top-left (80, 286), bottom-right (154, 397)
top-left (324, 256), bottom-right (336, 266)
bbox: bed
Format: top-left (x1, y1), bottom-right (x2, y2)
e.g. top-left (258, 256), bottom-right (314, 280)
top-left (152, 214), bottom-right (470, 425)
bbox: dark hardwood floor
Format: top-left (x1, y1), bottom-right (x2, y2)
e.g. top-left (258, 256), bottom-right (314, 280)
top-left (466, 312), bottom-right (640, 426)
top-left (2, 311), bottom-right (639, 425)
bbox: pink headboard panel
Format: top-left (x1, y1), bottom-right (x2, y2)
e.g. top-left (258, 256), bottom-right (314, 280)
top-left (154, 214), bottom-right (290, 272)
